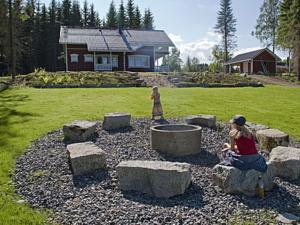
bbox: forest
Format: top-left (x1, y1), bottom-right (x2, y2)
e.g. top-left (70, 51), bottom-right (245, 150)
top-left (0, 0), bottom-right (155, 76)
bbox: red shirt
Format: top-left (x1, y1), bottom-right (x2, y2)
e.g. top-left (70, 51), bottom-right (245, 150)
top-left (235, 135), bottom-right (257, 155)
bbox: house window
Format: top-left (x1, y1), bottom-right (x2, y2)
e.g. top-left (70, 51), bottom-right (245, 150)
top-left (84, 54), bottom-right (93, 63)
top-left (97, 55), bottom-right (118, 67)
top-left (70, 54), bottom-right (79, 63)
top-left (128, 55), bottom-right (150, 68)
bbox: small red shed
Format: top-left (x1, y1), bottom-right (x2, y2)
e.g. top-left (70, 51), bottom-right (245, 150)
top-left (225, 48), bottom-right (281, 74)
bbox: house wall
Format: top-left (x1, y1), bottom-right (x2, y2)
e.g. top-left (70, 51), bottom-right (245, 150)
top-left (126, 46), bottom-right (155, 72)
top-left (67, 44), bottom-right (93, 71)
top-left (65, 44), bottom-right (156, 72)
top-left (253, 50), bottom-right (276, 74)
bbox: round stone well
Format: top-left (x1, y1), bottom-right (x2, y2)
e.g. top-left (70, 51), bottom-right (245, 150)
top-left (150, 124), bottom-right (202, 156)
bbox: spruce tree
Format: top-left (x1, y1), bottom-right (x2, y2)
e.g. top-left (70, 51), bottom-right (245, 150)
top-left (21, 0), bottom-right (35, 73)
top-left (278, 0), bottom-right (300, 80)
top-left (48, 0), bottom-right (58, 71)
top-left (185, 55), bottom-right (191, 72)
top-left (253, 0), bottom-right (280, 53)
top-left (70, 0), bottom-right (82, 27)
top-left (0, 0), bottom-right (7, 72)
top-left (106, 1), bottom-right (118, 28)
top-left (40, 4), bottom-right (49, 69)
top-left (117, 0), bottom-right (126, 28)
top-left (56, 0), bottom-right (62, 23)
top-left (88, 3), bottom-right (95, 27)
top-left (126, 0), bottom-right (134, 28)
top-left (95, 12), bottom-right (101, 28)
top-left (62, 0), bottom-right (71, 26)
top-left (82, 0), bottom-right (89, 27)
top-left (214, 0), bottom-right (237, 62)
top-left (133, 5), bottom-right (141, 29)
top-left (143, 8), bottom-right (154, 30)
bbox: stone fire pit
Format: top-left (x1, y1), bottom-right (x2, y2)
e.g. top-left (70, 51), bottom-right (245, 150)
top-left (150, 124), bottom-right (202, 156)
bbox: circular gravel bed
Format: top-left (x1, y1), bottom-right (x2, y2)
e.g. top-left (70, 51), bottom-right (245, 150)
top-left (15, 118), bottom-right (300, 225)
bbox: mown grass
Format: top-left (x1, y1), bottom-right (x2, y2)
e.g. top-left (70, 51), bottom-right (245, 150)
top-left (0, 85), bottom-right (300, 224)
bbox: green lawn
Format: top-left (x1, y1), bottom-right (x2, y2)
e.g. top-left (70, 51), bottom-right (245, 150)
top-left (1, 86), bottom-right (300, 225)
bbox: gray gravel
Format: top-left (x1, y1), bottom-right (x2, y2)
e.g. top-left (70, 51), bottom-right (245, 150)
top-left (14, 118), bottom-right (300, 225)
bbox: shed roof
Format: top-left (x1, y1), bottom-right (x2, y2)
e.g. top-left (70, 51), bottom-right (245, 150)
top-left (225, 48), bottom-right (281, 65)
top-left (59, 26), bottom-right (175, 52)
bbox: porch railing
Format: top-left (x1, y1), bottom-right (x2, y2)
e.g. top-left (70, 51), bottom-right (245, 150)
top-left (95, 64), bottom-right (112, 71)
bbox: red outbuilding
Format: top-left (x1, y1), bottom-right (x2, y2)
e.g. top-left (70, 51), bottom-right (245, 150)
top-left (225, 48), bottom-right (281, 74)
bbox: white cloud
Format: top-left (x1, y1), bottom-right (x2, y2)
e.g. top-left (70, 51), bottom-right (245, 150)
top-left (168, 32), bottom-right (219, 63)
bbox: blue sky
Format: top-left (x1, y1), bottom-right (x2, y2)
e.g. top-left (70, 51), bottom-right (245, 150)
top-left (46, 0), bottom-right (288, 62)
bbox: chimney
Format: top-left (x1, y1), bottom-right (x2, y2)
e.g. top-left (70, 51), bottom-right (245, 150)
top-left (118, 25), bottom-right (122, 35)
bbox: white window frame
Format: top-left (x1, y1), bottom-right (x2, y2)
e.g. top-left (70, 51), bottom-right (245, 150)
top-left (96, 55), bottom-right (118, 67)
top-left (128, 55), bottom-right (150, 68)
top-left (84, 54), bottom-right (94, 63)
top-left (70, 54), bottom-right (79, 63)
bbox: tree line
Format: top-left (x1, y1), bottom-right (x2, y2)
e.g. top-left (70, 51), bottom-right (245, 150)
top-left (0, 0), bottom-right (155, 77)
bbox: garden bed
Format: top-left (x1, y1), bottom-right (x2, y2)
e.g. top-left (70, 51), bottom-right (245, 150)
top-left (12, 70), bottom-right (146, 88)
top-left (14, 118), bottom-right (300, 225)
top-left (166, 72), bottom-right (264, 88)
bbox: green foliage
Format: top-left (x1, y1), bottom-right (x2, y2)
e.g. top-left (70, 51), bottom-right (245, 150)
top-left (126, 0), bottom-right (135, 28)
top-left (143, 8), bottom-right (154, 30)
top-left (14, 70), bottom-right (144, 87)
top-left (163, 47), bottom-right (182, 72)
top-left (106, 1), bottom-right (118, 28)
top-left (82, 0), bottom-right (89, 26)
top-left (88, 3), bottom-right (96, 27)
top-left (70, 0), bottom-right (82, 27)
top-left (253, 0), bottom-right (280, 53)
top-left (209, 45), bottom-right (227, 72)
top-left (214, 0), bottom-right (237, 62)
top-left (277, 0), bottom-right (300, 81)
top-left (117, 0), bottom-right (126, 28)
top-left (62, 0), bottom-right (71, 26)
top-left (133, 5), bottom-right (142, 29)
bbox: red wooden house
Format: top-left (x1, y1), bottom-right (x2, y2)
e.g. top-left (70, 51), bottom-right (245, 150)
top-left (59, 26), bottom-right (175, 72)
top-left (224, 48), bottom-right (281, 74)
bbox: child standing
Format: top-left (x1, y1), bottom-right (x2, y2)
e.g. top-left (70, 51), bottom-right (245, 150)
top-left (150, 86), bottom-right (164, 120)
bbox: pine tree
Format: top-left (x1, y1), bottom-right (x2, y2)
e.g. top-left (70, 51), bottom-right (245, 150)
top-left (106, 1), bottom-right (117, 28)
top-left (191, 57), bottom-right (200, 72)
top-left (133, 5), bottom-right (141, 29)
top-left (0, 0), bottom-right (7, 72)
top-left (56, 0), bottom-right (62, 23)
top-left (21, 0), bottom-right (35, 73)
top-left (164, 47), bottom-right (182, 72)
top-left (214, 0), bottom-right (237, 62)
top-left (70, 0), bottom-right (82, 26)
top-left (8, 0), bottom-right (23, 78)
top-left (185, 55), bottom-right (191, 72)
top-left (48, 0), bottom-right (58, 71)
top-left (143, 8), bottom-right (154, 30)
top-left (95, 12), bottom-right (101, 28)
top-left (278, 0), bottom-right (300, 80)
top-left (126, 0), bottom-right (134, 28)
top-left (117, 0), bottom-right (126, 28)
top-left (82, 0), bottom-right (88, 26)
top-left (62, 0), bottom-right (71, 25)
top-left (40, 4), bottom-right (49, 68)
top-left (253, 0), bottom-right (280, 53)
top-left (88, 3), bottom-right (95, 27)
